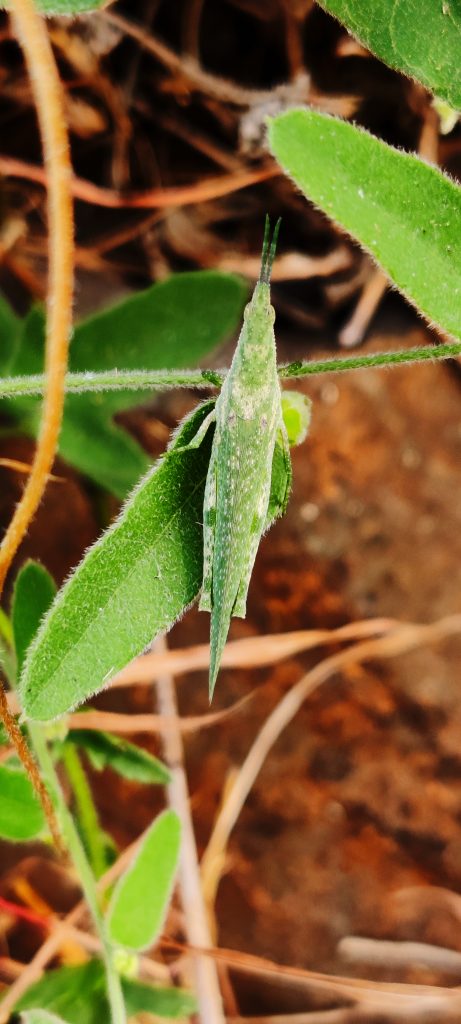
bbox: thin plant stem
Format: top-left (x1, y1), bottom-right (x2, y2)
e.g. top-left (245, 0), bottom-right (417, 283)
top-left (279, 340), bottom-right (461, 378)
top-left (0, 368), bottom-right (224, 398)
top-left (61, 741), bottom-right (108, 880)
top-left (0, 687), bottom-right (63, 853)
top-left (0, 152), bottom-right (277, 210)
top-left (28, 724), bottom-right (127, 1024)
top-left (1, 340), bottom-right (461, 401)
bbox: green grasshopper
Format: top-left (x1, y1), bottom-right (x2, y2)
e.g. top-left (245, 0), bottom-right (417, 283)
top-left (177, 218), bottom-right (310, 697)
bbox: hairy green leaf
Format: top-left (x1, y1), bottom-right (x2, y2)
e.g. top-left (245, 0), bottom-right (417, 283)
top-left (15, 961), bottom-right (195, 1022)
top-left (4, 272), bottom-right (245, 496)
top-left (317, 0), bottom-right (461, 109)
top-left (0, 762), bottom-right (44, 840)
top-left (69, 730), bottom-right (170, 785)
top-left (20, 401), bottom-right (215, 721)
top-left (269, 109), bottom-right (461, 341)
top-left (12, 560), bottom-right (57, 676)
top-left (107, 810), bottom-right (181, 951)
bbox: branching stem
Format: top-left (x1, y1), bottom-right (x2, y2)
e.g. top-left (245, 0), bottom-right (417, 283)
top-left (1, 341), bottom-right (460, 401)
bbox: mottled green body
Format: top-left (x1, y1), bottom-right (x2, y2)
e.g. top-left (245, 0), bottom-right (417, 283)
top-left (199, 278), bottom-right (285, 696)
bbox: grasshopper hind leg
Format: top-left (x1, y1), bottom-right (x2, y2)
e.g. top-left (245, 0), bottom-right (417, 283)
top-left (231, 506), bottom-right (267, 618)
top-left (198, 447), bottom-right (217, 613)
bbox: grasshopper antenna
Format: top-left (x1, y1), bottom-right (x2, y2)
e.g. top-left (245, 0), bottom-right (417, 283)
top-left (259, 216), bottom-right (281, 285)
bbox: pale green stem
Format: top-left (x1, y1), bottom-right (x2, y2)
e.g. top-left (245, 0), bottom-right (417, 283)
top-left (61, 741), bottom-right (108, 880)
top-left (279, 340), bottom-right (461, 378)
top-left (0, 368), bottom-right (223, 397)
top-left (28, 724), bottom-right (126, 1024)
top-left (1, 341), bottom-right (461, 398)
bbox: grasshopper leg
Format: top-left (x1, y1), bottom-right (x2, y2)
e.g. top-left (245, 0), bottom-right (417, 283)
top-left (172, 408), bottom-right (216, 454)
top-left (231, 508), bottom-right (266, 618)
top-left (198, 444), bottom-right (217, 612)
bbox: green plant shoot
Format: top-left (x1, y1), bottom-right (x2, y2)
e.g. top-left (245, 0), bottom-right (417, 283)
top-left (180, 218), bottom-right (290, 697)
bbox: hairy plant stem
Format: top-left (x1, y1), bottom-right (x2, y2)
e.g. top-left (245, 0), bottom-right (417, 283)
top-left (28, 724), bottom-right (126, 1024)
top-left (279, 340), bottom-right (461, 377)
top-left (1, 340), bottom-right (461, 400)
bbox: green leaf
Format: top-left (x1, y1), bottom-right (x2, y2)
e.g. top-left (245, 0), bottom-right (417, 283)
top-left (15, 961), bottom-right (107, 1024)
top-left (20, 1011), bottom-right (69, 1024)
top-left (15, 961), bottom-right (195, 1023)
top-left (281, 391), bottom-right (312, 446)
top-left (68, 730), bottom-right (170, 785)
top-left (317, 0), bottom-right (461, 109)
top-left (269, 109), bottom-right (461, 341)
top-left (11, 561), bottom-right (57, 677)
top-left (123, 977), bottom-right (197, 1018)
top-left (69, 271), bottom-right (246, 413)
top-left (0, 762), bottom-right (44, 840)
top-left (20, 401), bottom-right (215, 721)
top-left (107, 810), bottom-right (181, 952)
top-left (57, 398), bottom-right (150, 499)
top-left (0, 294), bottom-right (20, 375)
top-left (4, 272), bottom-right (245, 497)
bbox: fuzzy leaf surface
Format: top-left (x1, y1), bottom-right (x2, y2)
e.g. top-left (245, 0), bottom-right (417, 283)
top-left (69, 729), bottom-right (170, 784)
top-left (107, 810), bottom-right (181, 951)
top-left (269, 109), bottom-right (461, 340)
top-left (317, 0), bottom-right (461, 109)
top-left (20, 401), bottom-right (215, 721)
top-left (0, 762), bottom-right (44, 840)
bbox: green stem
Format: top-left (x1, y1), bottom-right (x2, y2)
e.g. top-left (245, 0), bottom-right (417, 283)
top-left (1, 341), bottom-right (461, 398)
top-left (279, 341), bottom-right (461, 378)
top-left (0, 368), bottom-right (223, 397)
top-left (62, 741), bottom-right (107, 880)
top-left (29, 724), bottom-right (126, 1024)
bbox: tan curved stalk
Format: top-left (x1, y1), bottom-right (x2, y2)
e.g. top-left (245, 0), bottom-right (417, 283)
top-left (0, 0), bottom-right (73, 595)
